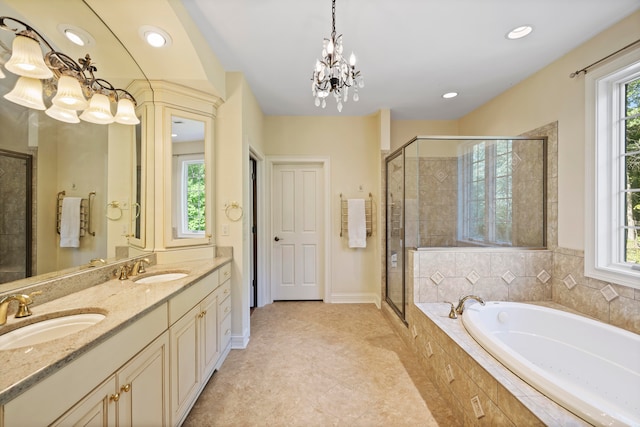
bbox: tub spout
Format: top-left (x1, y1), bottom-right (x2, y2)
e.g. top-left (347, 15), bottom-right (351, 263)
top-left (455, 295), bottom-right (485, 315)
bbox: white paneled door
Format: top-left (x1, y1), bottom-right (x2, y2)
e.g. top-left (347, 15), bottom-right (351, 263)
top-left (272, 163), bottom-right (324, 300)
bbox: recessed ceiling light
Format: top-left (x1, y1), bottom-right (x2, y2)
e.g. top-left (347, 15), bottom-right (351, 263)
top-left (57, 24), bottom-right (95, 47)
top-left (506, 25), bottom-right (533, 40)
top-left (139, 25), bottom-right (172, 48)
top-left (442, 92), bottom-right (458, 99)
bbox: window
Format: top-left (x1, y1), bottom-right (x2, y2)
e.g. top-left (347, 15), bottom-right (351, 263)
top-left (459, 140), bottom-right (513, 245)
top-left (585, 48), bottom-right (640, 288)
top-left (176, 155), bottom-right (205, 238)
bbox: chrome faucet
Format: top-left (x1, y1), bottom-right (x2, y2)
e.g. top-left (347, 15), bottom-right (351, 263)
top-left (0, 291), bottom-right (42, 325)
top-left (129, 258), bottom-right (150, 277)
top-left (455, 295), bottom-right (485, 315)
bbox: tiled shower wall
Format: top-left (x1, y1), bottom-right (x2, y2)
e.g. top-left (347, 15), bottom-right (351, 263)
top-left (0, 155), bottom-right (27, 283)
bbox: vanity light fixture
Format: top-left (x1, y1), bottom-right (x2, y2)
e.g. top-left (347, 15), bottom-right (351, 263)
top-left (0, 16), bottom-right (139, 125)
top-left (139, 25), bottom-right (172, 48)
top-left (442, 92), bottom-right (458, 99)
top-left (311, 0), bottom-right (363, 112)
top-left (506, 25), bottom-right (533, 40)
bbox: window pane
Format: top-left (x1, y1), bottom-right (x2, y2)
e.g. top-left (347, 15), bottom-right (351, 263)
top-left (625, 77), bottom-right (640, 119)
top-left (186, 162), bottom-right (205, 232)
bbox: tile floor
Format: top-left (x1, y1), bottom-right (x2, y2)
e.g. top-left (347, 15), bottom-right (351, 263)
top-left (184, 302), bottom-right (456, 426)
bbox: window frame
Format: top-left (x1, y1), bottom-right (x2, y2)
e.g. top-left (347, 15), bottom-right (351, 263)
top-left (585, 48), bottom-right (640, 288)
top-left (176, 154), bottom-right (206, 239)
top-left (459, 140), bottom-right (514, 246)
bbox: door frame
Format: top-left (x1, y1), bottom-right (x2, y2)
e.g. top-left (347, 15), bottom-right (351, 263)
top-left (249, 147), bottom-right (267, 308)
top-left (266, 156), bottom-right (332, 304)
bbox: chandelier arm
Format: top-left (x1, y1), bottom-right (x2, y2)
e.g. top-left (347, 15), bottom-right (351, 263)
top-left (0, 16), bottom-right (57, 53)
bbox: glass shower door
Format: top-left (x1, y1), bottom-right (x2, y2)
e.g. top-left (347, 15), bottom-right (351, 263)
top-left (386, 152), bottom-right (404, 319)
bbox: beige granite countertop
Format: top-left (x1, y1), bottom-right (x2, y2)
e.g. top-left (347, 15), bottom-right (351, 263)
top-left (0, 256), bottom-right (231, 404)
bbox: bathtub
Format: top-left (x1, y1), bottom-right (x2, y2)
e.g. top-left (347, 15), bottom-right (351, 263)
top-left (461, 301), bottom-right (640, 427)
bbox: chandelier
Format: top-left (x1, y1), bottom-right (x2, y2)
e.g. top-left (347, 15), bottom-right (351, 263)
top-left (311, 0), bottom-right (363, 112)
top-left (0, 16), bottom-right (139, 125)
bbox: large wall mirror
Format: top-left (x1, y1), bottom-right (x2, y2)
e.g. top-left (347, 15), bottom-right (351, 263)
top-left (0, 0), bottom-right (151, 291)
top-left (164, 109), bottom-right (213, 248)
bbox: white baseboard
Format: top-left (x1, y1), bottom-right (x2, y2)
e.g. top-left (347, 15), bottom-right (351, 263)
top-left (231, 331), bottom-right (249, 349)
top-left (330, 292), bottom-right (379, 305)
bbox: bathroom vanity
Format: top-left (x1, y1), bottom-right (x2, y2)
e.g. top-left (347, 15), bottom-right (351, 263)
top-left (0, 257), bottom-right (232, 427)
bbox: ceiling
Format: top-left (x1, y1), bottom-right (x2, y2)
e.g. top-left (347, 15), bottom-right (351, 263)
top-left (180, 0), bottom-right (640, 120)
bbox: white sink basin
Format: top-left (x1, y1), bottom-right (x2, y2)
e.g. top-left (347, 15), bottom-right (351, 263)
top-left (134, 272), bottom-right (188, 284)
top-left (0, 313), bottom-right (106, 350)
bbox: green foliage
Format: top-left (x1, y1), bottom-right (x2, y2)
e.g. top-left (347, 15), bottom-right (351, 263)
top-left (186, 163), bottom-right (205, 232)
top-left (626, 77), bottom-right (640, 262)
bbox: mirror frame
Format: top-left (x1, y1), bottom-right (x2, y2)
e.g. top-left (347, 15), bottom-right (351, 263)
top-left (128, 108), bottom-right (148, 250)
top-left (163, 107), bottom-right (213, 248)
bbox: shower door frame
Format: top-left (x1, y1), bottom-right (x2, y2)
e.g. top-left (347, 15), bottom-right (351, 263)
top-left (0, 148), bottom-right (33, 280)
top-left (385, 149), bottom-right (406, 322)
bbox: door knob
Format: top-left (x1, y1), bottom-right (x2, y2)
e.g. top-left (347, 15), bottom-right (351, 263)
top-left (274, 236), bottom-right (281, 241)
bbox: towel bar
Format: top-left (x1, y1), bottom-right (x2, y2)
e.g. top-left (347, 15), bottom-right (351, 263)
top-left (340, 192), bottom-right (373, 237)
top-left (56, 191), bottom-right (96, 237)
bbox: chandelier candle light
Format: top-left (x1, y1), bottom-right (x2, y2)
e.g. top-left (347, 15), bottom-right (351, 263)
top-left (311, 0), bottom-right (363, 112)
top-left (0, 16), bottom-right (139, 125)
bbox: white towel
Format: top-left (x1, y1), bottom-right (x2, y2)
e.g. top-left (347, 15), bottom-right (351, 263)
top-left (348, 199), bottom-right (367, 248)
top-left (60, 197), bottom-right (81, 248)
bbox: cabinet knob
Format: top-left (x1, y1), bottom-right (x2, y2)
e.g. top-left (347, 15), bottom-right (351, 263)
top-left (121, 384), bottom-right (131, 393)
top-left (110, 393), bottom-right (120, 402)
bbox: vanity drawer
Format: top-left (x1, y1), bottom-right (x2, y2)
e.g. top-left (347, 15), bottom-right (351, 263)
top-left (218, 279), bottom-right (231, 302)
top-left (219, 293), bottom-right (231, 318)
top-left (169, 271), bottom-right (218, 325)
top-left (220, 313), bottom-right (231, 350)
top-left (218, 263), bottom-right (231, 285)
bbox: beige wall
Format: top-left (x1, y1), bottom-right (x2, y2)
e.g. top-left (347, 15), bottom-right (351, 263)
top-left (390, 120), bottom-right (459, 152)
top-left (216, 72), bottom-right (265, 344)
top-left (458, 11), bottom-right (640, 251)
top-left (265, 115), bottom-right (381, 302)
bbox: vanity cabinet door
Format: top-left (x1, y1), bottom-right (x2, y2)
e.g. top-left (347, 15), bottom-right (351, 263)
top-left (169, 304), bottom-right (201, 426)
top-left (51, 376), bottom-right (117, 427)
top-left (201, 290), bottom-right (219, 380)
top-left (117, 332), bottom-right (170, 427)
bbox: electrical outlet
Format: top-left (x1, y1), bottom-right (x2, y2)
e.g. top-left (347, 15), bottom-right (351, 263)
top-left (221, 224), bottom-right (229, 236)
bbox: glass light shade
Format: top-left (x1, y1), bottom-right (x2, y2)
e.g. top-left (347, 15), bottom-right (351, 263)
top-left (79, 93), bottom-right (114, 124)
top-left (52, 75), bottom-right (88, 110)
top-left (114, 98), bottom-right (140, 125)
top-left (3, 76), bottom-right (46, 110)
top-left (4, 35), bottom-right (53, 79)
top-left (45, 104), bottom-right (80, 123)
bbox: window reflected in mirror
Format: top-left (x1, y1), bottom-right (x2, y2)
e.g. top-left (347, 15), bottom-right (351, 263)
top-left (171, 116), bottom-right (206, 239)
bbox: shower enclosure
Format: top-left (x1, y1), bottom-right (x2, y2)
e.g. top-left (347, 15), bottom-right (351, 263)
top-left (385, 136), bottom-right (547, 320)
top-left (0, 149), bottom-right (32, 284)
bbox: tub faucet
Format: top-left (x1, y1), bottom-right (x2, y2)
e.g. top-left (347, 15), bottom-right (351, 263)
top-left (455, 295), bottom-right (485, 315)
top-left (0, 291), bottom-right (42, 325)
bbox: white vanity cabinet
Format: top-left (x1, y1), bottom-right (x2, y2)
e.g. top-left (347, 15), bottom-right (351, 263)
top-left (2, 304), bottom-right (168, 427)
top-left (169, 265), bottom-right (231, 427)
top-left (0, 261), bottom-right (232, 427)
top-left (51, 331), bottom-right (170, 427)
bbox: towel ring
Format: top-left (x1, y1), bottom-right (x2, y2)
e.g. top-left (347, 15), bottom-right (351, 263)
top-left (106, 201), bottom-right (123, 221)
top-left (225, 201), bottom-right (243, 222)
